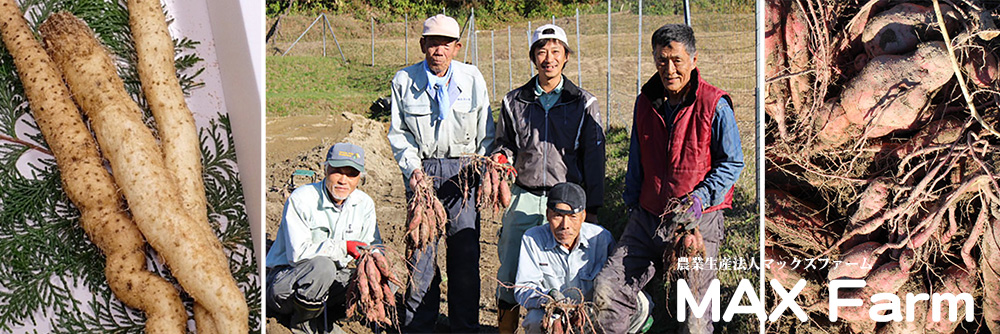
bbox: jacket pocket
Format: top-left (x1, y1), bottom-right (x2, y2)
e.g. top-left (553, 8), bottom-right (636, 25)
top-left (402, 102), bottom-right (432, 144)
top-left (451, 99), bottom-right (477, 145)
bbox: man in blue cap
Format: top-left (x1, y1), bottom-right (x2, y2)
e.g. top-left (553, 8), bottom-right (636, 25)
top-left (266, 142), bottom-right (382, 334)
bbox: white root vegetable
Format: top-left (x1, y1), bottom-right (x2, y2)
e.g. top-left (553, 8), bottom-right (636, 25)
top-left (126, 0), bottom-right (229, 332)
top-left (40, 12), bottom-right (247, 333)
top-left (0, 2), bottom-right (186, 332)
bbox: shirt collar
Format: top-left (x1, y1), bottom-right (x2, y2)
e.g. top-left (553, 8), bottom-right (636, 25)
top-left (424, 60), bottom-right (454, 91)
top-left (533, 75), bottom-right (564, 97)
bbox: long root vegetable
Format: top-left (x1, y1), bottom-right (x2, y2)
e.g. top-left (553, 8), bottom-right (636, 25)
top-left (466, 154), bottom-right (515, 219)
top-left (837, 261), bottom-right (909, 332)
top-left (785, 0), bottom-right (812, 115)
top-left (346, 248), bottom-right (401, 326)
top-left (765, 248), bottom-right (821, 307)
top-left (405, 175), bottom-right (447, 257)
top-left (372, 251), bottom-right (404, 287)
top-left (962, 46), bottom-right (998, 88)
top-left (498, 177), bottom-right (512, 207)
top-left (764, 189), bottom-right (837, 253)
top-left (39, 12), bottom-right (247, 333)
top-left (0, 2), bottom-right (187, 333)
top-left (126, 1), bottom-right (231, 332)
top-left (983, 209), bottom-right (1000, 333)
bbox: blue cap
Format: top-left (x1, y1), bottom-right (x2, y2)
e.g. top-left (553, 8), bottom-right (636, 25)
top-left (325, 143), bottom-right (365, 173)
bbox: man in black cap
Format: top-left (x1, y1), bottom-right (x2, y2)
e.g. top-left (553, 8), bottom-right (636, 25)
top-left (512, 182), bottom-right (650, 333)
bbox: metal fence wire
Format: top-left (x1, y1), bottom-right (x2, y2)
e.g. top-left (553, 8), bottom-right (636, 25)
top-left (268, 4), bottom-right (755, 132)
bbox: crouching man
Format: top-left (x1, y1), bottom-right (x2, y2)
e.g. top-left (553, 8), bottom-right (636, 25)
top-left (266, 143), bottom-right (382, 334)
top-left (515, 183), bottom-right (650, 333)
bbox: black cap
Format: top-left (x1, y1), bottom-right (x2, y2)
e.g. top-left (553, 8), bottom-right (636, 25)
top-left (547, 182), bottom-right (586, 215)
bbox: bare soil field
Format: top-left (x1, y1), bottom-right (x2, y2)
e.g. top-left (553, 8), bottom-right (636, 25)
top-left (265, 112), bottom-right (504, 333)
top-left (265, 11), bottom-right (758, 334)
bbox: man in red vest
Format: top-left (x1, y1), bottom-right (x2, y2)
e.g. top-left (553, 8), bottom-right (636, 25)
top-left (594, 24), bottom-right (744, 333)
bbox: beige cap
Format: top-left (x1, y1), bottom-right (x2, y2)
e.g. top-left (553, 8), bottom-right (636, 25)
top-left (422, 14), bottom-right (460, 39)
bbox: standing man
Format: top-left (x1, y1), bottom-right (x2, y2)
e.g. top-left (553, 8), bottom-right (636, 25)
top-left (387, 14), bottom-right (495, 333)
top-left (514, 182), bottom-right (650, 333)
top-left (594, 24), bottom-right (744, 333)
top-left (491, 24), bottom-right (606, 333)
top-left (266, 143), bottom-right (381, 334)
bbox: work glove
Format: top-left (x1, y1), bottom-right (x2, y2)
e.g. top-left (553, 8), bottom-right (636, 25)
top-left (409, 169), bottom-right (426, 190)
top-left (345, 240), bottom-right (368, 259)
top-left (548, 288), bottom-right (567, 302)
top-left (672, 194), bottom-right (703, 228)
top-left (492, 152), bottom-right (508, 165)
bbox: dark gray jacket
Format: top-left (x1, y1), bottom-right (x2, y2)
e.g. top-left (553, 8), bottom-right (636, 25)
top-left (493, 77), bottom-right (606, 209)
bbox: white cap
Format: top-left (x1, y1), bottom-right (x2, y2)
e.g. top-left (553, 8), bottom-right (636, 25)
top-left (530, 24), bottom-right (568, 46)
top-left (422, 14), bottom-right (460, 39)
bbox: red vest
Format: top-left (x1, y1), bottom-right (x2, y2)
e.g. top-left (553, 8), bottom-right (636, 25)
top-left (635, 71), bottom-right (734, 215)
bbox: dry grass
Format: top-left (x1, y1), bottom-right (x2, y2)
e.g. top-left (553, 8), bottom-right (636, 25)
top-left (267, 12), bottom-right (755, 128)
top-left (266, 9), bottom-right (759, 333)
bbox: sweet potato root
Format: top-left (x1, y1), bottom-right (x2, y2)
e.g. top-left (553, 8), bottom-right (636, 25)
top-left (924, 265), bottom-right (976, 333)
top-left (765, 189), bottom-right (837, 253)
top-left (838, 261), bottom-right (910, 332)
top-left (40, 12), bottom-right (247, 333)
top-left (981, 213), bottom-right (999, 333)
top-left (346, 249), bottom-right (401, 326)
top-left (827, 241), bottom-right (885, 280)
top-left (862, 3), bottom-right (958, 57)
top-left (785, 0), bottom-right (812, 115)
top-left (818, 42), bottom-right (952, 146)
top-left (405, 176), bottom-right (446, 257)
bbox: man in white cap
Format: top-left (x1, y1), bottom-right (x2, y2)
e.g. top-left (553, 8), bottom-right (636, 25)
top-left (266, 143), bottom-right (381, 334)
top-left (387, 14), bottom-right (495, 333)
top-left (490, 23), bottom-right (605, 333)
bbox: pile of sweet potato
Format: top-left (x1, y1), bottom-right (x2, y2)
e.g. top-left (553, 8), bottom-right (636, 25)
top-left (405, 176), bottom-right (447, 257)
top-left (765, 1), bottom-right (1000, 333)
top-left (345, 248), bottom-right (404, 326)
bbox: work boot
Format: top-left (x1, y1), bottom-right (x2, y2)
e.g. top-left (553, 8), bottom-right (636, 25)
top-left (497, 300), bottom-right (521, 334)
top-left (289, 295), bottom-right (327, 334)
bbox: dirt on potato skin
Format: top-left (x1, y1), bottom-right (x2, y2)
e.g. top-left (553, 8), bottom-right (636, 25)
top-left (265, 112), bottom-right (504, 333)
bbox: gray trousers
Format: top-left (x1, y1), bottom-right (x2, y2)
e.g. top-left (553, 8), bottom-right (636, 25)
top-left (495, 184), bottom-right (547, 304)
top-left (594, 208), bottom-right (724, 334)
top-left (267, 257), bottom-right (352, 334)
top-left (402, 158), bottom-right (481, 333)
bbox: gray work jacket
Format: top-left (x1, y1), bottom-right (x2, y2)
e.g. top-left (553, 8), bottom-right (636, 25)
top-left (493, 76), bottom-right (606, 209)
top-left (387, 60), bottom-right (495, 181)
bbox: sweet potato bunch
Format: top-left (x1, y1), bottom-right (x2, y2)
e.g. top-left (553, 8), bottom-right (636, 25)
top-left (466, 154), bottom-right (515, 219)
top-left (405, 176), bottom-right (447, 257)
top-left (345, 248), bottom-right (405, 326)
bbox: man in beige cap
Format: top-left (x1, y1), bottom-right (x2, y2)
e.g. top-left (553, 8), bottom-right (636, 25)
top-left (387, 13), bottom-right (494, 333)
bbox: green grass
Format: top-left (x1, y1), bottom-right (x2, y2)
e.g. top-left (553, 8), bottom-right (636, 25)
top-left (267, 10), bottom-right (758, 332)
top-left (266, 56), bottom-right (396, 116)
